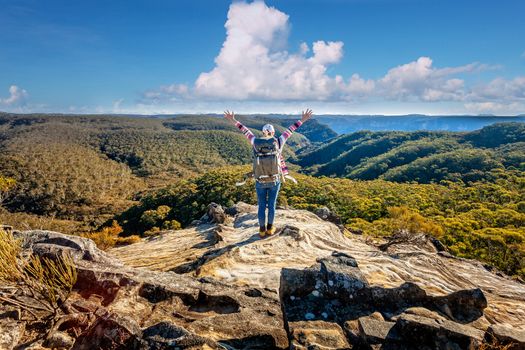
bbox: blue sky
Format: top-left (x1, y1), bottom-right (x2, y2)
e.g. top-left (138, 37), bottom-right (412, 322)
top-left (1, 0), bottom-right (524, 115)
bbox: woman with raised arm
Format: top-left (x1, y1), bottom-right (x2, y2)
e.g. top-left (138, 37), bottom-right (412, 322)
top-left (224, 109), bottom-right (313, 237)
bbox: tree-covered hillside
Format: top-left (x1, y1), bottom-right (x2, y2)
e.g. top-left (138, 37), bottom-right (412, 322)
top-left (0, 113), bottom-right (330, 226)
top-left (296, 122), bottom-right (525, 184)
top-left (1, 113), bottom-right (524, 280)
top-left (163, 115), bottom-right (337, 143)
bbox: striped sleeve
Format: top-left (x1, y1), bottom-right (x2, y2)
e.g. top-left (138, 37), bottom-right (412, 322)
top-left (278, 119), bottom-right (303, 149)
top-left (279, 154), bottom-right (289, 176)
top-left (235, 121), bottom-right (255, 145)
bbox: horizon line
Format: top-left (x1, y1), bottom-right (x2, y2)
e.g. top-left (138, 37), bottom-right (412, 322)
top-left (2, 111), bottom-right (525, 118)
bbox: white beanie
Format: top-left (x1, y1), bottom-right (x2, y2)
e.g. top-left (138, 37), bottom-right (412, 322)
top-left (262, 124), bottom-right (275, 133)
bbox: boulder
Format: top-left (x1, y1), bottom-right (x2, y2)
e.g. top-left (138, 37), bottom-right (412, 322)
top-left (15, 230), bottom-right (289, 350)
top-left (394, 313), bottom-right (484, 349)
top-left (370, 282), bottom-right (427, 313)
top-left (317, 252), bottom-right (369, 301)
top-left (314, 207), bottom-right (342, 225)
top-left (485, 324), bottom-right (525, 350)
top-left (15, 230), bottom-right (121, 266)
top-left (431, 288), bottom-right (487, 323)
top-left (206, 203), bottom-right (226, 224)
top-left (280, 251), bottom-right (490, 349)
top-left (358, 316), bottom-right (399, 344)
top-left (225, 201), bottom-right (256, 216)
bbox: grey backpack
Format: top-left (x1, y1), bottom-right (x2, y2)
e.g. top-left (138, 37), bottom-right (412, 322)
top-left (253, 137), bottom-right (281, 183)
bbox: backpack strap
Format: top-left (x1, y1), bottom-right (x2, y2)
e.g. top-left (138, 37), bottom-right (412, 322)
top-left (255, 151), bottom-right (278, 157)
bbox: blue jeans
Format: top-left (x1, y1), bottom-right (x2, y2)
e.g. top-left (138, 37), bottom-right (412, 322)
top-left (255, 181), bottom-right (281, 228)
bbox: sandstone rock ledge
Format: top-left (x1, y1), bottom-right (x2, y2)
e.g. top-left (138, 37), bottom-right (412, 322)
top-left (1, 202), bottom-right (524, 349)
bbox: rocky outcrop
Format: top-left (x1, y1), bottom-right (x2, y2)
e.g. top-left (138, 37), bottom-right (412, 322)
top-left (112, 202), bottom-right (525, 325)
top-left (280, 252), bottom-right (489, 349)
top-left (3, 202), bottom-right (525, 349)
top-left (112, 202), bottom-right (525, 349)
top-left (6, 228), bottom-right (288, 349)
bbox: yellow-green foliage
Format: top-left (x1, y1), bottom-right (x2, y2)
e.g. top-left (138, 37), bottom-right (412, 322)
top-left (116, 166), bottom-right (525, 278)
top-left (162, 219), bottom-right (182, 230)
top-left (0, 210), bottom-right (88, 234)
top-left (25, 253), bottom-right (77, 309)
top-left (0, 142), bottom-right (141, 220)
top-left (136, 205), bottom-right (182, 234)
top-left (0, 176), bottom-right (16, 192)
top-left (0, 114), bottom-right (320, 226)
top-left (0, 175), bottom-right (15, 205)
top-left (144, 226), bottom-right (161, 237)
top-left (0, 228), bottom-right (78, 314)
top-left (386, 206), bottom-right (444, 237)
top-left (140, 205), bottom-right (170, 227)
top-left (0, 228), bottom-right (22, 282)
top-left (82, 220), bottom-right (141, 250)
top-left (347, 206), bottom-right (444, 238)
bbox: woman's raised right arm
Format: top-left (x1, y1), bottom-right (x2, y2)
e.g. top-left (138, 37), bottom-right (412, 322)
top-left (224, 110), bottom-right (255, 145)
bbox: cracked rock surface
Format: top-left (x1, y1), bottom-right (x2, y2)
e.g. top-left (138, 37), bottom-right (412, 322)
top-left (2, 202), bottom-right (524, 349)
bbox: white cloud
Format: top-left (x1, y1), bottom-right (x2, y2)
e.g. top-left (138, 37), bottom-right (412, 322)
top-left (0, 85), bottom-right (28, 106)
top-left (376, 57), bottom-right (487, 102)
top-left (192, 1), bottom-right (345, 101)
top-left (143, 2), bottom-right (496, 105)
top-left (464, 102), bottom-right (524, 114)
top-left (309, 41), bottom-right (344, 65)
top-left (469, 76), bottom-right (525, 102)
top-left (299, 42), bottom-right (309, 55)
top-left (138, 1), bottom-right (523, 116)
top-left (462, 76), bottom-right (525, 114)
top-left (141, 83), bottom-right (189, 104)
top-left (344, 74), bottom-right (375, 98)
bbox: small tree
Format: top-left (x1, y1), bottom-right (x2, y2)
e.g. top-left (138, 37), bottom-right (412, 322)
top-left (388, 206), bottom-right (444, 238)
top-left (82, 220), bottom-right (131, 250)
top-left (0, 176), bottom-right (15, 207)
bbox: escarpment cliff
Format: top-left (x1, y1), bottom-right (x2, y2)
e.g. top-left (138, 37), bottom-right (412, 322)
top-left (2, 203), bottom-right (525, 349)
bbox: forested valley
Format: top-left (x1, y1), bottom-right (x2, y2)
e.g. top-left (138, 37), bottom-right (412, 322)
top-left (1, 113), bottom-right (524, 279)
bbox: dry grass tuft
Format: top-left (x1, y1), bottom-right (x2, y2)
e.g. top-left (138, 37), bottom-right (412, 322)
top-left (0, 227), bottom-right (22, 282)
top-left (0, 227), bottom-right (78, 317)
top-left (25, 253), bottom-right (77, 310)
